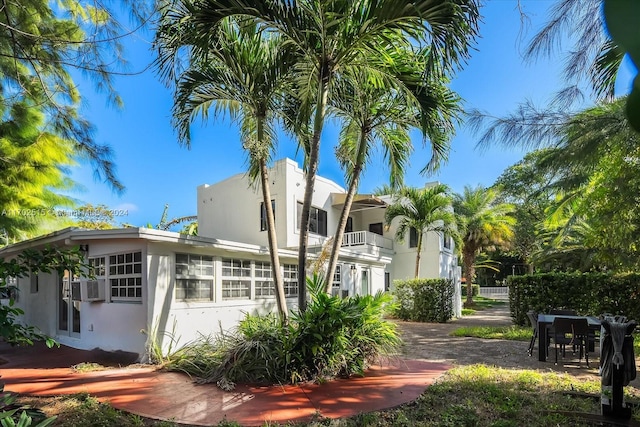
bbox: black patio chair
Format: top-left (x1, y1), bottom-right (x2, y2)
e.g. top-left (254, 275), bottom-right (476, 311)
top-left (526, 310), bottom-right (538, 356)
top-left (550, 317), bottom-right (590, 367)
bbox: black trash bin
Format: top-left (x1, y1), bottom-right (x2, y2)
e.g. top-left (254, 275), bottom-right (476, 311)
top-left (600, 318), bottom-right (637, 419)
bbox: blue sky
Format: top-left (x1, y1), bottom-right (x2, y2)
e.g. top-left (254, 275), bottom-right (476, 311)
top-left (67, 1), bottom-right (633, 229)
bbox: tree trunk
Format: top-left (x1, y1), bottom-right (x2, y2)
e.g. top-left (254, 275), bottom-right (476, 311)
top-left (298, 61), bottom-right (330, 311)
top-left (324, 131), bottom-right (367, 294)
top-left (463, 247), bottom-right (476, 307)
top-left (414, 230), bottom-right (423, 278)
top-left (527, 262), bottom-right (534, 275)
top-left (259, 157), bottom-right (288, 322)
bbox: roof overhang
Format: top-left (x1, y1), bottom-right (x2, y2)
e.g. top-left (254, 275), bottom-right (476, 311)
top-left (331, 193), bottom-right (387, 212)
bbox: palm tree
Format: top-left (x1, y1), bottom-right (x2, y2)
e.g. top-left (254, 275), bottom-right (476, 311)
top-left (156, 19), bottom-right (292, 320)
top-left (385, 184), bottom-right (458, 278)
top-left (156, 0), bottom-right (480, 310)
top-left (324, 74), bottom-right (460, 291)
top-left (453, 185), bottom-right (515, 306)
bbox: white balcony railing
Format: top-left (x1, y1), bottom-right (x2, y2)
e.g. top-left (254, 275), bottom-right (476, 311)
top-left (341, 231), bottom-right (393, 250)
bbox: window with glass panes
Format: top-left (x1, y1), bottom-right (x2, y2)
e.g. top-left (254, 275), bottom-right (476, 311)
top-left (409, 227), bottom-right (418, 248)
top-left (283, 264), bottom-right (298, 297)
top-left (443, 235), bottom-right (452, 250)
top-left (175, 253), bottom-right (214, 301)
top-left (254, 261), bottom-right (275, 297)
top-left (109, 252), bottom-right (142, 301)
top-left (296, 202), bottom-right (327, 236)
top-left (260, 200), bottom-right (275, 232)
top-left (89, 257), bottom-right (106, 277)
top-left (221, 258), bottom-right (251, 299)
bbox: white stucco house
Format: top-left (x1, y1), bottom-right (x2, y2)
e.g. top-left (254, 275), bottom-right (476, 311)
top-left (0, 158), bottom-right (460, 360)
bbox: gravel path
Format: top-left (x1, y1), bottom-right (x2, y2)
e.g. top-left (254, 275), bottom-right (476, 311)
top-left (394, 303), bottom-right (630, 384)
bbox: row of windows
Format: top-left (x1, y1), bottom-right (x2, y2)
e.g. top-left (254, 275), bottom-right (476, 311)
top-left (408, 228), bottom-right (453, 250)
top-left (175, 254), bottom-right (299, 302)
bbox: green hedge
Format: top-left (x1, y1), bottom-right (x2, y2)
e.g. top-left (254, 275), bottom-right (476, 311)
top-left (393, 278), bottom-right (454, 323)
top-left (461, 284), bottom-right (480, 297)
top-left (508, 272), bottom-right (640, 326)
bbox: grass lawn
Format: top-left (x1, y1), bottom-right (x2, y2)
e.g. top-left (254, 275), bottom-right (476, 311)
top-left (16, 364), bottom-right (640, 427)
top-left (450, 325), bottom-right (531, 341)
top-left (461, 296), bottom-right (507, 316)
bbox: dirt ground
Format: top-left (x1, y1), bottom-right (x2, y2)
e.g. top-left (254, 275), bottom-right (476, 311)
top-left (394, 303), bottom-right (640, 388)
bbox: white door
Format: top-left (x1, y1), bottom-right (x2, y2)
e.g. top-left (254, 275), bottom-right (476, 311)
top-left (58, 271), bottom-right (81, 338)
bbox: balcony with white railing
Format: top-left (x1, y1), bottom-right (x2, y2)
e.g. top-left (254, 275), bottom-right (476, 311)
top-left (341, 231), bottom-right (393, 251)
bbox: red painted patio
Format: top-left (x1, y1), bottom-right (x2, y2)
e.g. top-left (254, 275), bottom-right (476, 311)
top-left (0, 341), bottom-right (450, 426)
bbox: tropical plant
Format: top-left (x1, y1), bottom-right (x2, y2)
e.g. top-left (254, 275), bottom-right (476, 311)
top-left (156, 0), bottom-right (480, 309)
top-left (0, 101), bottom-right (79, 240)
top-left (453, 185), bottom-right (515, 306)
top-left (0, 383), bottom-right (56, 427)
top-left (385, 184), bottom-right (458, 278)
top-left (488, 98), bottom-right (640, 272)
top-left (492, 149), bottom-right (557, 274)
top-left (0, 1), bottom-right (154, 192)
top-left (602, 0), bottom-right (640, 131)
top-left (324, 68), bottom-right (461, 291)
top-left (74, 204), bottom-right (117, 230)
top-left (165, 274), bottom-right (401, 388)
top-left (155, 18), bottom-right (293, 320)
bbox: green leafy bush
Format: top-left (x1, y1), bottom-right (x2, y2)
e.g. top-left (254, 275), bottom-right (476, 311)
top-left (0, 383), bottom-right (56, 427)
top-left (165, 274), bottom-right (401, 388)
top-left (508, 272), bottom-right (640, 326)
top-left (461, 284), bottom-right (480, 297)
top-left (393, 278), bottom-right (455, 323)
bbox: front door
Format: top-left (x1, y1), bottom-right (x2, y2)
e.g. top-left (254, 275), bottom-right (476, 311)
top-left (58, 271), bottom-right (81, 337)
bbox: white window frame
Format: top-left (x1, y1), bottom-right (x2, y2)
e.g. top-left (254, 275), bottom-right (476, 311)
top-left (283, 264), bottom-right (299, 297)
top-left (175, 253), bottom-right (214, 301)
top-left (254, 261), bottom-right (275, 298)
top-left (221, 258), bottom-right (251, 300)
top-left (108, 251), bottom-right (143, 302)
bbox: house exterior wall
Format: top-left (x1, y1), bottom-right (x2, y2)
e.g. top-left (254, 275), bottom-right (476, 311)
top-left (14, 271), bottom-right (57, 337)
top-left (4, 238), bottom-right (148, 355)
top-left (197, 158), bottom-right (345, 250)
top-left (199, 158), bottom-right (461, 314)
top-left (145, 241), bottom-right (388, 354)
top-left (1, 158), bottom-right (464, 359)
top-left (145, 241), bottom-right (301, 353)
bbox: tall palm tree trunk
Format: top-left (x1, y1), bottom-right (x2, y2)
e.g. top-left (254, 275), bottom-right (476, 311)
top-left (298, 63), bottom-right (330, 311)
top-left (463, 247), bottom-right (476, 307)
top-left (414, 232), bottom-right (423, 278)
top-left (259, 157), bottom-right (288, 322)
top-left (325, 131), bottom-right (368, 294)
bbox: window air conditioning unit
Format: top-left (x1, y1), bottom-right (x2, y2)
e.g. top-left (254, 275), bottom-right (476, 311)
top-left (82, 279), bottom-right (106, 302)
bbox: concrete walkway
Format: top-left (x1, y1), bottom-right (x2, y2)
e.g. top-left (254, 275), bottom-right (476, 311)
top-left (0, 340), bottom-right (450, 426)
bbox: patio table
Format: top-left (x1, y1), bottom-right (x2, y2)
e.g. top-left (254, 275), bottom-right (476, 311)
top-left (537, 314), bottom-right (601, 362)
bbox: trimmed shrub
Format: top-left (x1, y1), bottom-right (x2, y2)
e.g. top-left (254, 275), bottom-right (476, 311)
top-left (508, 272), bottom-right (640, 326)
top-left (393, 278), bottom-right (455, 323)
top-left (461, 284), bottom-right (480, 297)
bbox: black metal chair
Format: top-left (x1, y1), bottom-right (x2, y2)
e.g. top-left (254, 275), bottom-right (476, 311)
top-left (526, 310), bottom-right (538, 356)
top-left (550, 317), bottom-right (590, 367)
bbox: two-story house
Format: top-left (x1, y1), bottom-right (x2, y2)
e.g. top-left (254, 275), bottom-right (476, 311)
top-left (0, 158), bottom-right (460, 360)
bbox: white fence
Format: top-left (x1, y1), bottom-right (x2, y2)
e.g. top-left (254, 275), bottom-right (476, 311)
top-left (478, 286), bottom-right (509, 300)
